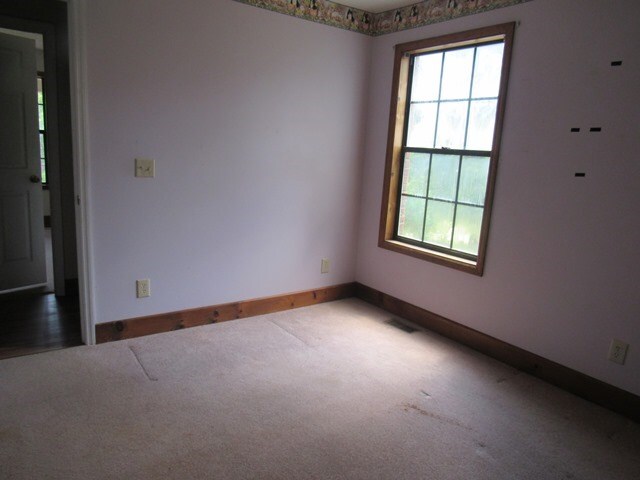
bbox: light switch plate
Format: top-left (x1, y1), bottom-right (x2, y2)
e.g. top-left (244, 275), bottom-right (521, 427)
top-left (321, 258), bottom-right (330, 274)
top-left (135, 158), bottom-right (155, 178)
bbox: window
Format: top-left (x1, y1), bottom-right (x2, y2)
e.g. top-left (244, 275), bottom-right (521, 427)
top-left (379, 23), bottom-right (515, 275)
top-left (37, 74), bottom-right (47, 185)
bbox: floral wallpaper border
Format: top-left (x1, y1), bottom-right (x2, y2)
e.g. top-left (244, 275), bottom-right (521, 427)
top-left (232, 0), bottom-right (532, 36)
top-left (371, 0), bottom-right (531, 36)
top-left (232, 0), bottom-right (373, 34)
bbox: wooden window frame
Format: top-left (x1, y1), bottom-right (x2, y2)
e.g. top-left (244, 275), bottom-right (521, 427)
top-left (378, 23), bottom-right (515, 276)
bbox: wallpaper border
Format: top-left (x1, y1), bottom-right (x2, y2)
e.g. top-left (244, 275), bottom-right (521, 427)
top-left (232, 0), bottom-right (532, 36)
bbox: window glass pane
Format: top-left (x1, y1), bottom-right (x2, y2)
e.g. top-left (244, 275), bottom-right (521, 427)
top-left (41, 160), bottom-right (47, 184)
top-left (37, 77), bottom-right (43, 104)
top-left (435, 101), bottom-right (468, 149)
top-left (407, 103), bottom-right (437, 148)
top-left (398, 196), bottom-right (425, 241)
top-left (401, 152), bottom-right (430, 196)
top-left (424, 200), bottom-right (454, 247)
top-left (428, 154), bottom-right (459, 201)
top-left (472, 43), bottom-right (504, 98)
top-left (458, 156), bottom-right (490, 206)
top-left (465, 100), bottom-right (497, 151)
top-left (411, 52), bottom-right (442, 102)
top-left (440, 48), bottom-right (474, 100)
top-left (38, 105), bottom-right (45, 130)
top-left (39, 133), bottom-right (45, 158)
top-left (452, 205), bottom-right (484, 255)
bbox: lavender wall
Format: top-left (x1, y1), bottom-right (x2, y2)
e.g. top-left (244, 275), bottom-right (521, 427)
top-left (80, 0), bottom-right (639, 395)
top-left (356, 0), bottom-right (640, 395)
top-left (83, 0), bottom-right (370, 323)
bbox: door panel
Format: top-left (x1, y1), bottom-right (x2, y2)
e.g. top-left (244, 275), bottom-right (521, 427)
top-left (0, 32), bottom-right (45, 291)
top-left (1, 192), bottom-right (32, 262)
top-left (0, 93), bottom-right (28, 168)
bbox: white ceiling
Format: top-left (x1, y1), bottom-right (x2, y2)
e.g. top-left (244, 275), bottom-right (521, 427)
top-left (343, 0), bottom-right (420, 14)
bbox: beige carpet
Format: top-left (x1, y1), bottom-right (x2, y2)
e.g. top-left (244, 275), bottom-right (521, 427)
top-left (1, 299), bottom-right (638, 479)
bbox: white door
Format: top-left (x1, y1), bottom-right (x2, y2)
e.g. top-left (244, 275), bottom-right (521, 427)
top-left (0, 32), bottom-right (46, 291)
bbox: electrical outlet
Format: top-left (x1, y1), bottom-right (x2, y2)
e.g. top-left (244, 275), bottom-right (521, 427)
top-left (136, 279), bottom-right (151, 298)
top-left (608, 339), bottom-right (629, 365)
top-left (321, 258), bottom-right (330, 274)
top-left (135, 158), bottom-right (155, 178)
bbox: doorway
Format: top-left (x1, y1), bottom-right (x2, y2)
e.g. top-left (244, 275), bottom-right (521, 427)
top-left (0, 1), bottom-right (82, 358)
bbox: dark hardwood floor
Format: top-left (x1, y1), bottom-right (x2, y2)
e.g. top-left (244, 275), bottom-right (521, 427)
top-left (0, 289), bottom-right (82, 360)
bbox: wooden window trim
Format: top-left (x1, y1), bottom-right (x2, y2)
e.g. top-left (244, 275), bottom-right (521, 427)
top-left (378, 23), bottom-right (515, 276)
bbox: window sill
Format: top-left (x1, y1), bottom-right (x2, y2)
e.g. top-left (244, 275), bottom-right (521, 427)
top-left (378, 238), bottom-right (483, 276)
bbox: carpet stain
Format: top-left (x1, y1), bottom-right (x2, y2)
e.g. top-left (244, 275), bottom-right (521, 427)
top-left (402, 403), bottom-right (472, 431)
top-left (474, 441), bottom-right (496, 463)
top-left (498, 369), bottom-right (521, 383)
top-left (420, 390), bottom-right (431, 398)
top-left (0, 426), bottom-right (22, 441)
top-left (129, 345), bottom-right (158, 381)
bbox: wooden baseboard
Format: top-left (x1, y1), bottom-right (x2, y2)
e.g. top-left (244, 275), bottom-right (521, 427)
top-left (355, 282), bottom-right (640, 423)
top-left (95, 282), bottom-right (356, 344)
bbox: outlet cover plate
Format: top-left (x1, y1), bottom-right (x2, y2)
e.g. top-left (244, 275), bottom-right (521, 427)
top-left (135, 158), bottom-right (155, 178)
top-left (608, 339), bottom-right (629, 365)
top-left (321, 258), bottom-right (330, 274)
top-left (136, 279), bottom-right (151, 298)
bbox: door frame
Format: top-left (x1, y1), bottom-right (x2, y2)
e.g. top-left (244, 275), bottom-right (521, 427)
top-left (0, 0), bottom-right (95, 345)
top-left (68, 0), bottom-right (95, 345)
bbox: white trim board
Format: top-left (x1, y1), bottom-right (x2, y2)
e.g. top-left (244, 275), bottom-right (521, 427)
top-left (68, 0), bottom-right (96, 345)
